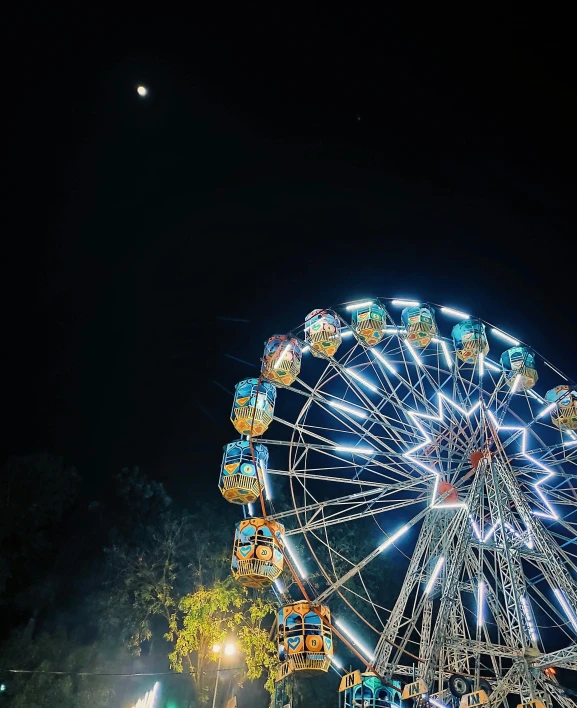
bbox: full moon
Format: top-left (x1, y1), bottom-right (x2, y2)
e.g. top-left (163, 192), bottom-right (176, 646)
top-left (137, 86), bottom-right (148, 97)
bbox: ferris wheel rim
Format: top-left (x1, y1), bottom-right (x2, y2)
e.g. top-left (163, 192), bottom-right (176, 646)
top-left (228, 295), bottom-right (577, 702)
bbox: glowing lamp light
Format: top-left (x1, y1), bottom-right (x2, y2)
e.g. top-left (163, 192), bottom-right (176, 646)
top-left (536, 402), bottom-right (556, 419)
top-left (404, 340), bottom-right (422, 366)
top-left (432, 338), bottom-right (453, 369)
top-left (224, 643), bottom-right (236, 656)
top-left (346, 300), bottom-right (374, 310)
top-left (392, 299), bottom-right (419, 307)
top-left (484, 358), bottom-right (502, 372)
top-left (330, 655), bottom-right (344, 669)
top-left (334, 619), bottom-right (375, 661)
top-left (281, 534), bottom-right (308, 579)
top-left (212, 644), bottom-right (222, 653)
top-left (258, 460), bottom-right (272, 500)
top-left (430, 699), bottom-right (449, 708)
top-left (345, 368), bottom-right (379, 392)
top-left (377, 524), bottom-right (410, 552)
top-left (477, 581), bottom-right (485, 627)
top-left (137, 85), bottom-right (148, 96)
top-left (425, 556), bottom-right (445, 595)
top-left (554, 589), bottom-right (577, 633)
top-left (521, 596), bottom-right (538, 642)
top-left (334, 446), bottom-right (375, 455)
top-left (328, 400), bottom-right (368, 419)
top-left (372, 349), bottom-right (396, 373)
top-left (441, 306), bottom-right (470, 319)
top-left (491, 328), bottom-right (520, 345)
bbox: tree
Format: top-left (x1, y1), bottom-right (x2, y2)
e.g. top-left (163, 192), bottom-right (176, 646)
top-left (0, 455), bottom-right (79, 598)
top-left (167, 581), bottom-right (278, 705)
top-left (104, 513), bottom-right (188, 649)
top-left (105, 503), bottom-right (279, 705)
top-left (0, 627), bottom-right (123, 708)
top-left (234, 596), bottom-right (280, 698)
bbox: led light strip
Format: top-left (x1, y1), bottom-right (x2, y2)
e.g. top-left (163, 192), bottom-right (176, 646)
top-left (554, 588), bottom-right (577, 633)
top-left (487, 411), bottom-right (558, 520)
top-left (403, 393), bottom-right (479, 509)
top-left (328, 400), bottom-right (368, 419)
top-left (404, 340), bottom-right (422, 366)
top-left (334, 446), bottom-right (375, 455)
top-left (391, 299), bottom-right (419, 307)
top-left (477, 581), bottom-right (485, 627)
top-left (441, 306), bottom-right (470, 319)
top-left (377, 524), bottom-right (410, 552)
top-left (345, 368), bottom-right (379, 392)
top-left (520, 596), bottom-right (538, 642)
top-left (282, 534), bottom-right (308, 579)
top-left (258, 460), bottom-right (272, 500)
top-left (334, 619), bottom-right (375, 660)
top-left (330, 655), bottom-right (344, 669)
top-left (274, 344), bottom-right (292, 369)
top-left (346, 300), bottom-right (374, 310)
top-left (492, 328), bottom-right (520, 346)
top-left (372, 348), bottom-right (396, 373)
top-left (425, 556), bottom-right (445, 594)
top-left (470, 516), bottom-right (533, 549)
top-left (484, 358), bottom-right (502, 372)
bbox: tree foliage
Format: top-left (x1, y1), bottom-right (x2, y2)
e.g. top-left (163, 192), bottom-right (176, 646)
top-left (0, 462), bottom-right (357, 707)
top-left (0, 628), bottom-right (122, 708)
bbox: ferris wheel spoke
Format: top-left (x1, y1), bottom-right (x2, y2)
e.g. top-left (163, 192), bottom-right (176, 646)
top-left (271, 481), bottom-right (424, 524)
top-left (271, 416), bottom-right (430, 483)
top-left (312, 504), bottom-right (434, 605)
top-left (291, 496), bottom-right (425, 535)
top-left (286, 376), bottom-right (431, 458)
top-left (268, 467), bottom-right (413, 488)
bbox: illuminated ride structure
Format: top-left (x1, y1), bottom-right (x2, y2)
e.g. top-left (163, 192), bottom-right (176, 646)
top-left (218, 298), bottom-right (577, 708)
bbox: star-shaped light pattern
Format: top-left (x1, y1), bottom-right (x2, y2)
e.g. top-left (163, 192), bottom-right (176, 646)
top-left (403, 393), bottom-right (480, 509)
top-left (403, 393), bottom-right (560, 530)
top-left (486, 410), bottom-right (559, 520)
top-left (469, 516), bottom-right (533, 549)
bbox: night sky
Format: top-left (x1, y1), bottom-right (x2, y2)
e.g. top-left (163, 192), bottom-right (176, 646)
top-left (4, 7), bottom-right (576, 505)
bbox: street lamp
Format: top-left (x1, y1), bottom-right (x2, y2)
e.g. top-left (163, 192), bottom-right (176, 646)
top-left (211, 641), bottom-right (237, 708)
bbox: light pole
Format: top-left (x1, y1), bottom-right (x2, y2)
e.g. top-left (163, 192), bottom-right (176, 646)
top-left (211, 642), bottom-right (236, 708)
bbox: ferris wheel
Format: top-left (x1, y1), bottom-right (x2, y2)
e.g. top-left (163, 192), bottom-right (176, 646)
top-left (218, 297), bottom-right (577, 708)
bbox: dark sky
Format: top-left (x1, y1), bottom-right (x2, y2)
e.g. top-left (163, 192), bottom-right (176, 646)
top-left (4, 6), bottom-right (576, 503)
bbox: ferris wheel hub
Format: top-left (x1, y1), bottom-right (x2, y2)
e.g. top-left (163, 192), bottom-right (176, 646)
top-left (469, 450), bottom-right (485, 470)
top-left (437, 480), bottom-right (459, 504)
